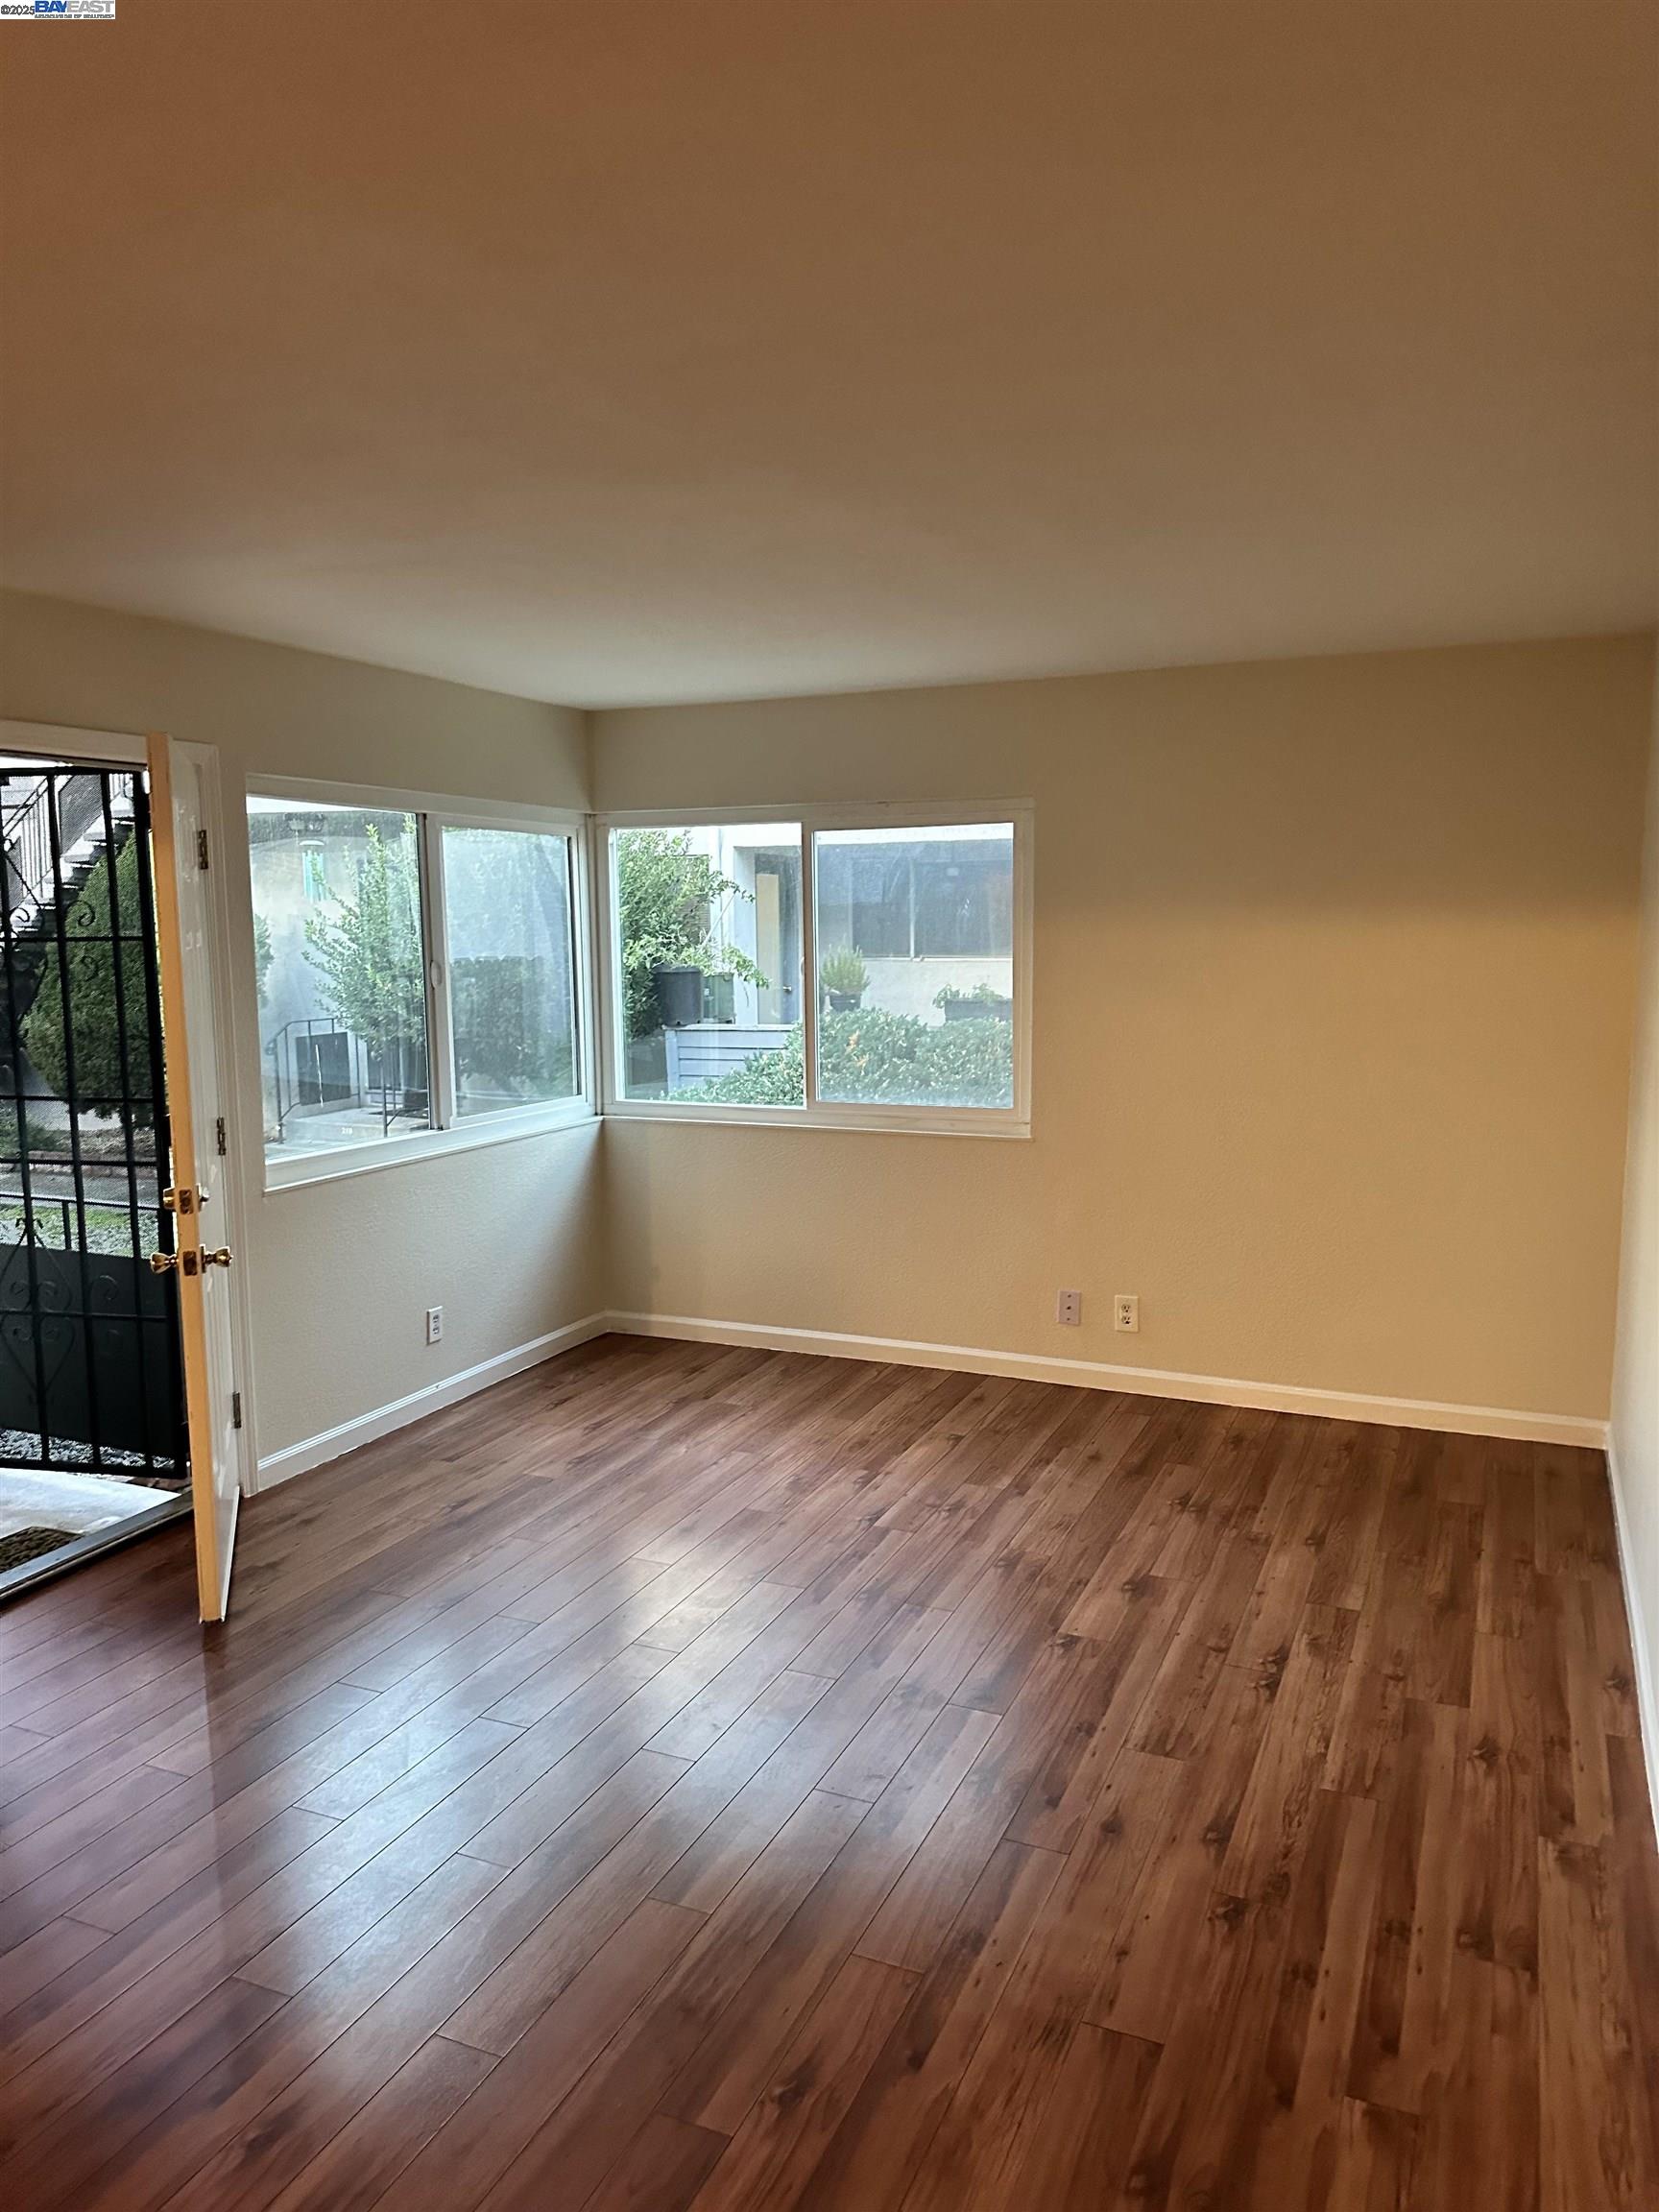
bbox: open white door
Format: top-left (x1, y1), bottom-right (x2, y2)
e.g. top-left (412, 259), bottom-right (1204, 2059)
top-left (147, 733), bottom-right (241, 1622)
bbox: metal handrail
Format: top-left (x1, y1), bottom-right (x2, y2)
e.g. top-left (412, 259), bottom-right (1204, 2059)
top-left (2, 771), bottom-right (135, 936)
top-left (266, 1015), bottom-right (428, 1140)
top-left (1, 776), bottom-right (55, 923)
top-left (0, 1186), bottom-right (75, 1247)
top-left (267, 1015), bottom-right (353, 1141)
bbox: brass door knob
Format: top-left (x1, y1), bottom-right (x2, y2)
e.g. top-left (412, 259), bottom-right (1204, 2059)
top-left (149, 1251), bottom-right (177, 1275)
top-left (202, 1247), bottom-right (233, 1269)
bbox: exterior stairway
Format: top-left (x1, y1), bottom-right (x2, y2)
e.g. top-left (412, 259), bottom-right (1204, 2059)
top-left (0, 767), bottom-right (139, 1078)
top-left (3, 771), bottom-right (136, 947)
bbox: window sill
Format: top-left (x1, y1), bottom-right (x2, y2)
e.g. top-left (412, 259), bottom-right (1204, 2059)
top-left (263, 1102), bottom-right (599, 1192)
top-left (263, 1096), bottom-right (1028, 1191)
top-left (601, 1102), bottom-right (1032, 1141)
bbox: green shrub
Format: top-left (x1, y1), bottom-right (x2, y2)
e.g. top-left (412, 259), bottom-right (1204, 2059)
top-left (670, 1008), bottom-right (1013, 1110)
top-left (20, 836), bottom-right (155, 1129)
top-left (451, 954), bottom-right (574, 1100)
top-left (671, 1029), bottom-right (806, 1106)
top-left (910, 1015), bottom-right (1015, 1103)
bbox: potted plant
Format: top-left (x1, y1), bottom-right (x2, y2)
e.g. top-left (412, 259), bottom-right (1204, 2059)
top-left (934, 980), bottom-right (1014, 1023)
top-left (613, 830), bottom-right (768, 1034)
top-left (820, 946), bottom-right (868, 1013)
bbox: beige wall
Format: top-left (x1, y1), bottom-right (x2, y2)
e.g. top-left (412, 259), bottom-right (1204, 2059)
top-left (0, 596), bottom-right (1648, 1470)
top-left (1611, 661), bottom-right (1659, 1762)
top-left (0, 589), bottom-right (603, 1462)
top-left (596, 636), bottom-right (1655, 1425)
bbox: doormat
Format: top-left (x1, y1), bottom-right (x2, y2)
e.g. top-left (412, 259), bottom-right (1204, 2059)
top-left (0, 1527), bottom-right (76, 1574)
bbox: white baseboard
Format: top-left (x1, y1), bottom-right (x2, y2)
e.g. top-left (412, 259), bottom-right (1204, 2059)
top-left (255, 1299), bottom-right (1610, 1507)
top-left (602, 1310), bottom-right (1609, 1450)
top-left (254, 1313), bottom-right (611, 1488)
top-left (1607, 1438), bottom-right (1659, 1842)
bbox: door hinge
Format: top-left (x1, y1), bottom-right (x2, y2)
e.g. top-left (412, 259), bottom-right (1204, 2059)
top-left (215, 1115), bottom-right (227, 1157)
top-left (196, 828), bottom-right (209, 871)
top-left (231, 1390), bottom-right (243, 1431)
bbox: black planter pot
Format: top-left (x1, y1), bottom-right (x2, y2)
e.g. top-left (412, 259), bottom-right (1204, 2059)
top-left (941, 996), bottom-right (1013, 1023)
top-left (826, 990), bottom-right (863, 1014)
top-left (653, 964), bottom-right (705, 1028)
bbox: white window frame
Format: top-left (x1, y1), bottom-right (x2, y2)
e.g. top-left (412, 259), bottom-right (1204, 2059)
top-left (597, 801), bottom-right (1033, 1139)
top-left (251, 777), bottom-right (597, 1190)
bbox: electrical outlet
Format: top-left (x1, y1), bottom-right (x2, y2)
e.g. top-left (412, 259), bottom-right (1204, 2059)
top-left (1056, 1289), bottom-right (1082, 1327)
top-left (425, 1306), bottom-right (445, 1347)
top-left (1114, 1294), bottom-right (1140, 1333)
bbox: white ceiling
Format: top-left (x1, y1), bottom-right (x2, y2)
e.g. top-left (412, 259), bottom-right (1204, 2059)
top-left (1, 1), bottom-right (1654, 708)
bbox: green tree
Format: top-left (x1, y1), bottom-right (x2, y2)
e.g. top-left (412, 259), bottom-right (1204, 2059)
top-left (301, 824), bottom-right (425, 1065)
top-left (451, 956), bottom-right (573, 1100)
top-left (252, 910), bottom-right (274, 1005)
top-left (20, 834), bottom-right (155, 1129)
top-left (614, 830), bottom-right (766, 1041)
top-left (440, 827), bottom-right (575, 1102)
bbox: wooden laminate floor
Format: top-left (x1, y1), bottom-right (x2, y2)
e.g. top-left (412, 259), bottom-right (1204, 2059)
top-left (0, 1336), bottom-right (1654, 2210)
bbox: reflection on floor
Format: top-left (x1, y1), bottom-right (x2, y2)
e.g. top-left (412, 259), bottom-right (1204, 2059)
top-left (0, 1463), bottom-right (178, 1542)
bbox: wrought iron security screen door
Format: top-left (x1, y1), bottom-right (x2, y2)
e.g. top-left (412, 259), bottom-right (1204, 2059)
top-left (0, 757), bottom-right (188, 1521)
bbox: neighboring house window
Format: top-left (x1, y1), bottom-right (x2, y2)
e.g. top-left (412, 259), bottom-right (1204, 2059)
top-left (814, 831), bottom-right (1012, 960)
top-left (247, 790), bottom-right (591, 1184)
top-left (601, 809), bottom-right (1030, 1133)
top-left (812, 823), bottom-right (1017, 1111)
